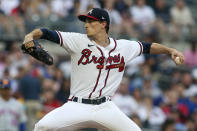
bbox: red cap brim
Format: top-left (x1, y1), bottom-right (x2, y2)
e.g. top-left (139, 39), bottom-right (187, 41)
top-left (78, 15), bottom-right (99, 22)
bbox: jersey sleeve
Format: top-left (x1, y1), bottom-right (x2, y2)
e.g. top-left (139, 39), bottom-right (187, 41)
top-left (56, 31), bottom-right (83, 54)
top-left (120, 40), bottom-right (153, 63)
top-left (120, 40), bottom-right (143, 63)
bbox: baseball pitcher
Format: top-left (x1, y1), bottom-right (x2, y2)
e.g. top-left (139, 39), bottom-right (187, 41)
top-left (22, 8), bottom-right (184, 131)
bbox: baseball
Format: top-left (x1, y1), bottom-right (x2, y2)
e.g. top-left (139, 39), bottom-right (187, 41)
top-left (175, 57), bottom-right (182, 65)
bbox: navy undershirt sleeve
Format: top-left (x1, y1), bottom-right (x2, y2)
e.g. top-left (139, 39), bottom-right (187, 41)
top-left (141, 42), bottom-right (152, 54)
top-left (40, 28), bottom-right (60, 44)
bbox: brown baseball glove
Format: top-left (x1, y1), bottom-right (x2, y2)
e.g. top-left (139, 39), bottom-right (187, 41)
top-left (21, 40), bottom-right (53, 65)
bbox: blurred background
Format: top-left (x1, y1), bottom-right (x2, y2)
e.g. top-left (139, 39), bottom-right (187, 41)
top-left (0, 0), bottom-right (197, 131)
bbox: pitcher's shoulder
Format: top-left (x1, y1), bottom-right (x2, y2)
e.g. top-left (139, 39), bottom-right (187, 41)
top-left (115, 39), bottom-right (138, 46)
top-left (71, 33), bottom-right (89, 40)
top-left (58, 32), bottom-right (84, 37)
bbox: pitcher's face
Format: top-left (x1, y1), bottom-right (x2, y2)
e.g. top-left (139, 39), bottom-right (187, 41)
top-left (85, 18), bottom-right (106, 37)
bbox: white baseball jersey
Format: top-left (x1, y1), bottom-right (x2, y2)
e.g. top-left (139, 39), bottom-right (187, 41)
top-left (56, 32), bottom-right (143, 99)
top-left (0, 97), bottom-right (27, 131)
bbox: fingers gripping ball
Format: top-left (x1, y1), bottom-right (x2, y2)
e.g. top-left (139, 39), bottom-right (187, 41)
top-left (21, 40), bottom-right (53, 65)
top-left (175, 57), bottom-right (182, 65)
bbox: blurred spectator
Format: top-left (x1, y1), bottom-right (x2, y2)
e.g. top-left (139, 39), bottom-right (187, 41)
top-left (53, 68), bottom-right (63, 88)
top-left (50, 0), bottom-right (74, 18)
top-left (104, 0), bottom-right (122, 37)
top-left (0, 2), bottom-right (12, 35)
top-left (10, 0), bottom-right (27, 38)
top-left (11, 0), bottom-right (27, 16)
top-left (142, 75), bottom-right (161, 98)
top-left (154, 0), bottom-right (171, 23)
top-left (104, 0), bottom-right (122, 26)
top-left (140, 64), bottom-right (152, 79)
top-left (18, 65), bottom-right (42, 131)
top-left (191, 109), bottom-right (197, 130)
top-left (136, 96), bottom-right (166, 129)
top-left (0, 52), bottom-right (6, 79)
top-left (0, 79), bottom-right (27, 131)
top-left (171, 69), bottom-right (182, 84)
top-left (1, 0), bottom-right (26, 39)
top-left (161, 118), bottom-right (176, 131)
top-left (119, 10), bottom-right (137, 39)
top-left (6, 42), bottom-right (29, 78)
top-left (79, 0), bottom-right (100, 13)
top-left (181, 71), bottom-right (192, 90)
top-left (113, 77), bottom-right (138, 116)
top-left (184, 68), bottom-right (197, 97)
top-left (140, 64), bottom-right (152, 78)
top-left (29, 0), bottom-right (51, 19)
top-left (19, 65), bottom-right (41, 100)
top-left (41, 77), bottom-right (60, 93)
top-left (123, 0), bottom-right (133, 9)
top-left (130, 0), bottom-right (156, 33)
top-left (42, 78), bottom-right (55, 90)
top-left (170, 0), bottom-right (194, 27)
top-left (184, 39), bottom-right (197, 67)
top-left (170, 0), bottom-right (194, 41)
top-left (185, 118), bottom-right (196, 131)
top-left (114, 0), bottom-right (128, 14)
top-left (153, 0), bottom-right (171, 39)
top-left (161, 90), bottom-right (189, 123)
top-left (0, 0), bottom-right (19, 15)
top-left (105, 0), bottom-right (122, 25)
top-left (56, 78), bottom-right (70, 104)
top-left (69, 0), bottom-right (81, 17)
top-left (130, 114), bottom-right (142, 128)
top-left (39, 88), bottom-right (61, 118)
top-left (171, 82), bottom-right (197, 116)
top-left (0, 68), bottom-right (18, 95)
top-left (172, 82), bottom-right (186, 100)
top-left (59, 60), bottom-right (71, 79)
top-left (131, 88), bottom-right (143, 107)
top-left (143, 27), bottom-right (161, 44)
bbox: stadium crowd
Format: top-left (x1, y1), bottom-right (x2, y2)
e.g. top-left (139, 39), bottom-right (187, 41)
top-left (0, 0), bottom-right (197, 131)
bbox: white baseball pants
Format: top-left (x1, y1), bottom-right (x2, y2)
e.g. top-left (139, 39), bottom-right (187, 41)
top-left (34, 101), bottom-right (141, 131)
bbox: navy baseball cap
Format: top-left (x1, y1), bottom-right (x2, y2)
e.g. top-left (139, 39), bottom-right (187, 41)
top-left (78, 8), bottom-right (110, 26)
top-left (0, 79), bottom-right (11, 89)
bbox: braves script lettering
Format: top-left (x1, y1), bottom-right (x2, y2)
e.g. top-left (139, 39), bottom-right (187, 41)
top-left (78, 49), bottom-right (125, 71)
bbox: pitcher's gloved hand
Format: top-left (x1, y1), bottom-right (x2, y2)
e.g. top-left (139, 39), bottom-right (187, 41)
top-left (21, 40), bottom-right (53, 65)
